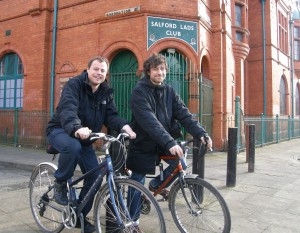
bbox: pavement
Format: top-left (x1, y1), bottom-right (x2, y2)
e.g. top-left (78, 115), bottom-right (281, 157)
top-left (0, 139), bottom-right (300, 233)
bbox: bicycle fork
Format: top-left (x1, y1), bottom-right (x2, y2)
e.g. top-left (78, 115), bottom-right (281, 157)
top-left (106, 158), bottom-right (135, 229)
top-left (178, 175), bottom-right (203, 216)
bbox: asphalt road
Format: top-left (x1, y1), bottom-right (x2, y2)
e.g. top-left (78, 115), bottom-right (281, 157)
top-left (0, 165), bottom-right (30, 191)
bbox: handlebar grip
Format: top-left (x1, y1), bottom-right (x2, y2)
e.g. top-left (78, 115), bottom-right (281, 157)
top-left (89, 133), bottom-right (98, 137)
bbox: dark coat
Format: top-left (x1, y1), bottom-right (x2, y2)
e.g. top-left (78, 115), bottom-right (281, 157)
top-left (46, 71), bottom-right (127, 145)
top-left (126, 77), bottom-right (208, 174)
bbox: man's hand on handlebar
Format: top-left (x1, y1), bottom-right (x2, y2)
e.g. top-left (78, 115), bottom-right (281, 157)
top-left (200, 135), bottom-right (213, 152)
top-left (169, 145), bottom-right (184, 159)
top-left (75, 127), bottom-right (92, 139)
top-left (121, 124), bottom-right (136, 139)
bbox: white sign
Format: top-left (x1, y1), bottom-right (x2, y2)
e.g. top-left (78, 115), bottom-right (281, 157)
top-left (105, 6), bottom-right (141, 17)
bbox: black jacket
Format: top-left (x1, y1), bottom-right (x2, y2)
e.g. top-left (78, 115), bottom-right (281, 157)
top-left (46, 71), bottom-right (127, 145)
top-left (126, 77), bottom-right (208, 174)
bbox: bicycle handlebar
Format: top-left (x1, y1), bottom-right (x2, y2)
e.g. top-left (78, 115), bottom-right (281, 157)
top-left (89, 132), bottom-right (130, 142)
top-left (178, 137), bottom-right (212, 159)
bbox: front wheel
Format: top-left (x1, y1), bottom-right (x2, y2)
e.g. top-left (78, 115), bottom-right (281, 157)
top-left (94, 177), bottom-right (166, 233)
top-left (169, 177), bottom-right (231, 233)
top-left (29, 163), bottom-right (64, 233)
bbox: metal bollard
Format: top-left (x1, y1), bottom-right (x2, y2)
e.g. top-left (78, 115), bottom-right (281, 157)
top-left (192, 140), bottom-right (205, 179)
top-left (247, 124), bottom-right (255, 172)
top-left (226, 127), bottom-right (238, 187)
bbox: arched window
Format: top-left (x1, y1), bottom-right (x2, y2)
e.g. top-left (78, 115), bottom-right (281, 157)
top-left (0, 53), bottom-right (24, 109)
top-left (280, 76), bottom-right (287, 115)
top-left (296, 83), bottom-right (300, 115)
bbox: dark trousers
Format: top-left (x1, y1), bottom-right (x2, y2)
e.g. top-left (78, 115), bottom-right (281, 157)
top-left (47, 128), bottom-right (101, 217)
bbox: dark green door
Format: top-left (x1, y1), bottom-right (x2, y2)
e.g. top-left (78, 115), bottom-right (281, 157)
top-left (160, 50), bottom-right (188, 105)
top-left (109, 50), bottom-right (139, 121)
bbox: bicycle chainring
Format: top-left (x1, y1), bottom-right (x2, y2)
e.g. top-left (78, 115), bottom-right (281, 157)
top-left (61, 206), bottom-right (77, 229)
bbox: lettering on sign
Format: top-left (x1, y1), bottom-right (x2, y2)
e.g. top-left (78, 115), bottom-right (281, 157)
top-left (147, 16), bottom-right (198, 53)
top-left (105, 6), bottom-right (141, 17)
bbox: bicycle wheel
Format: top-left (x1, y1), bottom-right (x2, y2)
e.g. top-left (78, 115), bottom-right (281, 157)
top-left (94, 177), bottom-right (166, 233)
top-left (29, 163), bottom-right (64, 233)
top-left (169, 176), bottom-right (231, 233)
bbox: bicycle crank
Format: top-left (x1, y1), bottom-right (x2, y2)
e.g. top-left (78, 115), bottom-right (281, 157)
top-left (62, 206), bottom-right (77, 229)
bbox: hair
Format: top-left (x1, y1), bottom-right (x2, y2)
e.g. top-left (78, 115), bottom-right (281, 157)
top-left (143, 53), bottom-right (168, 77)
top-left (87, 56), bottom-right (109, 69)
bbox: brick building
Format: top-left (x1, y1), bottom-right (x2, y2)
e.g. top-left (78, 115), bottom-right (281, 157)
top-left (0, 0), bottom-right (298, 150)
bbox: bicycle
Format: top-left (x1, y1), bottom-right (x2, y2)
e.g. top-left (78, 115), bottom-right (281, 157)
top-left (29, 132), bottom-right (166, 233)
top-left (126, 139), bottom-right (231, 233)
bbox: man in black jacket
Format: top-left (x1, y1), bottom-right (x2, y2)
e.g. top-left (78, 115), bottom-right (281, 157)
top-left (46, 56), bottom-right (135, 233)
top-left (126, 53), bottom-right (212, 229)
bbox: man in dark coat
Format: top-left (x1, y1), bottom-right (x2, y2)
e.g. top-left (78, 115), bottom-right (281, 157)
top-left (126, 53), bottom-right (212, 228)
top-left (46, 56), bottom-right (135, 233)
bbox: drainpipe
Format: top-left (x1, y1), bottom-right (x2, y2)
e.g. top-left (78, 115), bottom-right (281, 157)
top-left (50, 0), bottom-right (58, 118)
top-left (261, 0), bottom-right (267, 116)
top-left (290, 12), bottom-right (294, 138)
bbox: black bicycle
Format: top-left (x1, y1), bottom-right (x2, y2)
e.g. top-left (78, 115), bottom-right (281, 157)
top-left (29, 132), bottom-right (166, 233)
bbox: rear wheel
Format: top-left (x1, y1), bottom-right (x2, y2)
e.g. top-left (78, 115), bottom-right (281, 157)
top-left (29, 163), bottom-right (64, 233)
top-left (169, 177), bottom-right (231, 233)
top-left (94, 177), bottom-right (166, 233)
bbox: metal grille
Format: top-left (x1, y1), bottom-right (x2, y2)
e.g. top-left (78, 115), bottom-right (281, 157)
top-left (0, 110), bottom-right (49, 148)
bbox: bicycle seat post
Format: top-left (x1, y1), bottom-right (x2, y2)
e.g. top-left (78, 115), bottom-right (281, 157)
top-left (159, 163), bottom-right (164, 181)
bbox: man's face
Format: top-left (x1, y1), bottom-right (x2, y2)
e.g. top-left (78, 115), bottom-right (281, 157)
top-left (87, 60), bottom-right (108, 89)
top-left (148, 64), bottom-right (167, 85)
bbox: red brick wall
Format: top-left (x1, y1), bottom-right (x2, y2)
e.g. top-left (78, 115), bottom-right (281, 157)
top-left (3, 0), bottom-right (295, 150)
top-left (0, 0), bottom-right (52, 111)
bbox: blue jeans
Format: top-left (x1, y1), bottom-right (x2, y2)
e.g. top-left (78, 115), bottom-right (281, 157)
top-left (128, 157), bottom-right (187, 221)
top-left (47, 128), bottom-right (102, 217)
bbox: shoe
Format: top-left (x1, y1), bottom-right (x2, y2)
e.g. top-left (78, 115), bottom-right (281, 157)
top-left (75, 218), bottom-right (95, 233)
top-left (132, 225), bottom-right (143, 233)
top-left (53, 180), bottom-right (68, 205)
top-left (148, 184), bottom-right (169, 200)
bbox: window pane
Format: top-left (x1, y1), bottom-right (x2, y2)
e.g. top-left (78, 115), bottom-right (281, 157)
top-left (296, 86), bottom-right (299, 115)
top-left (0, 58), bottom-right (4, 76)
top-left (294, 40), bottom-right (300, 60)
top-left (17, 79), bottom-right (23, 88)
top-left (17, 57), bottom-right (23, 75)
top-left (280, 77), bottom-right (286, 114)
top-left (294, 27), bottom-right (299, 38)
top-left (236, 32), bottom-right (243, 41)
top-left (6, 98), bottom-right (10, 107)
top-left (16, 98), bottom-right (21, 108)
top-left (235, 5), bottom-right (242, 27)
top-left (6, 55), bottom-right (15, 75)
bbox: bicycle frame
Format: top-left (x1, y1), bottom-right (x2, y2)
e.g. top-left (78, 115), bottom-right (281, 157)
top-left (42, 138), bottom-right (131, 228)
top-left (147, 140), bottom-right (206, 212)
top-left (149, 155), bottom-right (183, 197)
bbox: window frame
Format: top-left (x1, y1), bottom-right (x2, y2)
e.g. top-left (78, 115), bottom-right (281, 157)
top-left (0, 53), bottom-right (24, 109)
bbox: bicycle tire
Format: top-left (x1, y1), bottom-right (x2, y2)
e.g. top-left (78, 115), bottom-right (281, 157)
top-left (94, 177), bottom-right (166, 233)
top-left (169, 176), bottom-right (231, 233)
top-left (29, 163), bottom-right (64, 233)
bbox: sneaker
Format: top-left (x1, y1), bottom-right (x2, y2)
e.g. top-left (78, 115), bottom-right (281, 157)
top-left (148, 184), bottom-right (169, 200)
top-left (53, 180), bottom-right (68, 205)
top-left (75, 218), bottom-right (95, 233)
top-left (132, 225), bottom-right (143, 233)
